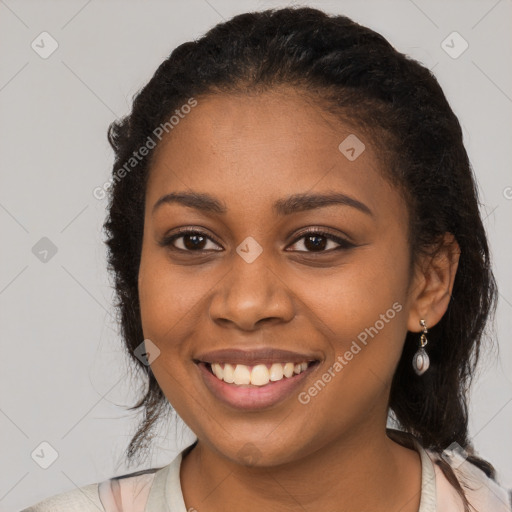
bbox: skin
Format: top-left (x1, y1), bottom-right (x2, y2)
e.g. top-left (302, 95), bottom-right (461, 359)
top-left (137, 87), bottom-right (460, 512)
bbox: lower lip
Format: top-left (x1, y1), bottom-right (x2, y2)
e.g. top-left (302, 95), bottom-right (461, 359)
top-left (196, 362), bottom-right (319, 410)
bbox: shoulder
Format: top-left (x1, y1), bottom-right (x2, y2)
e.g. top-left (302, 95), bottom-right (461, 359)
top-left (426, 448), bottom-right (512, 512)
top-left (19, 467), bottom-right (161, 512)
top-left (19, 483), bottom-right (102, 512)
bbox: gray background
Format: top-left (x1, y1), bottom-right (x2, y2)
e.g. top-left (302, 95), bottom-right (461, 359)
top-left (1, 0), bottom-right (510, 510)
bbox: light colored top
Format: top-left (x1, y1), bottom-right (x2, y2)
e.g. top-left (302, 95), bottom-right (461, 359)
top-left (20, 438), bottom-right (512, 512)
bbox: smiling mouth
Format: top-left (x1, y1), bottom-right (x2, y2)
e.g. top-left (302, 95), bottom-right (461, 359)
top-left (203, 360), bottom-right (319, 387)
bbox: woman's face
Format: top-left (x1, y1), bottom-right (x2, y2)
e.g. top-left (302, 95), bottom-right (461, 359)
top-left (138, 88), bottom-right (420, 466)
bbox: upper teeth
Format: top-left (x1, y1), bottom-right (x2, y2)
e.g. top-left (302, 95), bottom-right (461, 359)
top-left (210, 362), bottom-right (310, 386)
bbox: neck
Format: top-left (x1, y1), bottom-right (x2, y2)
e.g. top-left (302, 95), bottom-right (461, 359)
top-left (180, 426), bottom-right (422, 512)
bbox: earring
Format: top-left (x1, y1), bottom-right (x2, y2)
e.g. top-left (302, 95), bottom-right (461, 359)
top-left (413, 319), bottom-right (430, 376)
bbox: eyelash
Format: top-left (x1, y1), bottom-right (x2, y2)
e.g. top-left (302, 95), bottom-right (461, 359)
top-left (159, 227), bottom-right (355, 254)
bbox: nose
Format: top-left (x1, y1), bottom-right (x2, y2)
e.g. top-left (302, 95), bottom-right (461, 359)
top-left (208, 249), bottom-right (295, 331)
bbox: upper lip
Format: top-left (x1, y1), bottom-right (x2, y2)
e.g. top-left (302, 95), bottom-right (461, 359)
top-left (194, 348), bottom-right (320, 365)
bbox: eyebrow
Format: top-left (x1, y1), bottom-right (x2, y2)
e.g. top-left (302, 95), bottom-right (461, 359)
top-left (152, 191), bottom-right (373, 217)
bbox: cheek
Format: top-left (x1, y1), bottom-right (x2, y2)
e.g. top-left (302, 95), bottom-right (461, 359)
top-left (138, 249), bottom-right (209, 343)
top-left (306, 241), bottom-right (411, 382)
top-left (137, 252), bottom-right (206, 423)
top-left (293, 266), bottom-right (408, 439)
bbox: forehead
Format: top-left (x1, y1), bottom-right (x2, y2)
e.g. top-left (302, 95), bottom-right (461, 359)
top-left (151, 88), bottom-right (362, 165)
top-left (145, 89), bottom-right (403, 222)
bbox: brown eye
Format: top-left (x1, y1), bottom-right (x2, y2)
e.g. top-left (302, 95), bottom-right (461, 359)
top-left (287, 229), bottom-right (355, 253)
top-left (182, 233), bottom-right (207, 250)
top-left (159, 230), bottom-right (222, 252)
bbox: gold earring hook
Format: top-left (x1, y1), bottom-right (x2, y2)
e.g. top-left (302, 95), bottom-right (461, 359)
top-left (419, 319), bottom-right (428, 347)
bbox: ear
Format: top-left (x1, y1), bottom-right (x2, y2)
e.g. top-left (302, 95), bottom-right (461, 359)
top-left (406, 232), bottom-right (461, 332)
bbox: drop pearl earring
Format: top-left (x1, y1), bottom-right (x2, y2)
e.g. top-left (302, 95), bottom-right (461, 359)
top-left (413, 319), bottom-right (430, 376)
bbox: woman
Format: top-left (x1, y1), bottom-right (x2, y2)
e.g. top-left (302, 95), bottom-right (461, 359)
top-left (22, 6), bottom-right (511, 512)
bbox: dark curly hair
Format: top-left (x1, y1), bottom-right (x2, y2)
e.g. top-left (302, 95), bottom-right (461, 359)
top-left (103, 6), bottom-right (498, 509)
